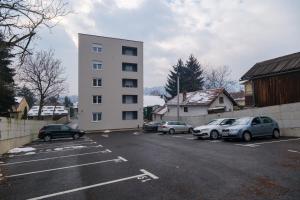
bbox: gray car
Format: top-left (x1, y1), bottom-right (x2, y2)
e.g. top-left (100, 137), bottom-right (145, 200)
top-left (158, 121), bottom-right (193, 134)
top-left (222, 116), bottom-right (280, 142)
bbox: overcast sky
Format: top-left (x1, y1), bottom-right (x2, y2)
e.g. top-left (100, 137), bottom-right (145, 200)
top-left (34, 0), bottom-right (300, 95)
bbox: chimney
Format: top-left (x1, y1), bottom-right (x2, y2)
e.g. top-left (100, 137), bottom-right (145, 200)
top-left (182, 91), bottom-right (187, 102)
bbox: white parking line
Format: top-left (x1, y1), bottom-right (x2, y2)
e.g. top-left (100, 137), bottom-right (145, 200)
top-left (1, 149), bottom-right (112, 166)
top-left (30, 139), bottom-right (93, 147)
top-left (288, 149), bottom-right (300, 153)
top-left (27, 169), bottom-right (158, 200)
top-left (235, 138), bottom-right (300, 147)
top-left (172, 136), bottom-right (183, 138)
top-left (185, 137), bottom-right (195, 140)
top-left (35, 142), bottom-right (98, 150)
top-left (6, 156), bottom-right (127, 178)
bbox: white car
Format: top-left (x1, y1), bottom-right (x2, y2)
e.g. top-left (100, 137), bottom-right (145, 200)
top-left (193, 118), bottom-right (236, 139)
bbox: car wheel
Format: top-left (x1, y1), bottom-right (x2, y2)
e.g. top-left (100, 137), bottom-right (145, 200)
top-left (210, 130), bottom-right (219, 140)
top-left (73, 133), bottom-right (80, 140)
top-left (44, 135), bottom-right (51, 142)
top-left (272, 129), bottom-right (280, 139)
top-left (243, 132), bottom-right (251, 142)
top-left (169, 129), bottom-right (175, 135)
top-left (188, 128), bottom-right (193, 134)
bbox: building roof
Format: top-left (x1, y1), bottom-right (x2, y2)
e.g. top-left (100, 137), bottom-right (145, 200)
top-left (240, 52), bottom-right (300, 81)
top-left (14, 97), bottom-right (23, 104)
top-left (167, 88), bottom-right (237, 106)
top-left (230, 91), bottom-right (245, 101)
top-left (153, 105), bottom-right (168, 115)
top-left (144, 95), bottom-right (165, 107)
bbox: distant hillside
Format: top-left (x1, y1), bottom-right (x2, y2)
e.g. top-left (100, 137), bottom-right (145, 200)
top-left (144, 86), bottom-right (168, 96)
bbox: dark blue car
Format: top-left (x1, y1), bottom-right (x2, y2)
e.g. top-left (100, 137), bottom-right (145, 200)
top-left (222, 116), bottom-right (280, 142)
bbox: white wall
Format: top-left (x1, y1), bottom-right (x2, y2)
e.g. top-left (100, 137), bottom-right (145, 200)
top-left (209, 93), bottom-right (234, 111)
top-left (163, 102), bottom-right (300, 137)
top-left (165, 105), bottom-right (208, 117)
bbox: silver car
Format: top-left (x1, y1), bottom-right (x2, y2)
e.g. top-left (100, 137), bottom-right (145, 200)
top-left (158, 121), bottom-right (193, 134)
top-left (222, 116), bottom-right (280, 142)
top-left (193, 118), bottom-right (236, 139)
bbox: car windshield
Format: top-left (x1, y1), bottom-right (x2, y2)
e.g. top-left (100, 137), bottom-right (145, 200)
top-left (207, 119), bottom-right (222, 125)
top-left (232, 118), bottom-right (251, 125)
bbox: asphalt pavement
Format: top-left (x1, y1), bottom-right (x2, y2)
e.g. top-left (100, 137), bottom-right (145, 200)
top-left (0, 131), bottom-right (299, 200)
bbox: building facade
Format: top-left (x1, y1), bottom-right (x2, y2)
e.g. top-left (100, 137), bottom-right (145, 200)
top-left (78, 34), bottom-right (143, 131)
top-left (241, 52), bottom-right (300, 107)
top-left (164, 88), bottom-right (237, 118)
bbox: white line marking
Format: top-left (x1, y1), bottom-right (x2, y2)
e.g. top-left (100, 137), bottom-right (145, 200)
top-left (185, 137), bottom-right (195, 140)
top-left (288, 149), bottom-right (300, 153)
top-left (236, 138), bottom-right (300, 147)
top-left (6, 156), bottom-right (126, 178)
top-left (35, 142), bottom-right (97, 150)
top-left (172, 136), bottom-right (183, 138)
top-left (210, 140), bottom-right (221, 143)
top-left (30, 139), bottom-right (93, 147)
top-left (1, 150), bottom-right (112, 166)
top-left (118, 156), bottom-right (128, 162)
top-left (27, 169), bottom-right (158, 200)
top-left (10, 145), bottom-right (103, 158)
top-left (102, 134), bottom-right (109, 138)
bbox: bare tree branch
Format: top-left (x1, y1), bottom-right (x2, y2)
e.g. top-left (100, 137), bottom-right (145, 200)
top-left (19, 49), bottom-right (67, 119)
top-left (0, 0), bottom-right (70, 63)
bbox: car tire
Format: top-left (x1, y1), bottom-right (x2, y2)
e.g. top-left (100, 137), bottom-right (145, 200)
top-left (243, 132), bottom-right (251, 142)
top-left (272, 129), bottom-right (280, 139)
top-left (44, 135), bottom-right (51, 142)
top-left (188, 128), bottom-right (193, 134)
top-left (169, 129), bottom-right (175, 135)
top-left (73, 133), bottom-right (80, 140)
top-left (210, 130), bottom-right (219, 140)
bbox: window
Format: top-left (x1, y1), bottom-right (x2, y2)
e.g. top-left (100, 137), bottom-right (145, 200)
top-left (92, 112), bottom-right (102, 121)
top-left (261, 117), bottom-right (273, 124)
top-left (122, 63), bottom-right (137, 72)
top-left (92, 78), bottom-right (102, 87)
top-left (92, 61), bottom-right (102, 70)
top-left (61, 125), bottom-right (70, 131)
top-left (183, 107), bottom-right (188, 112)
top-left (122, 95), bottom-right (138, 104)
top-left (122, 46), bottom-right (137, 56)
top-left (93, 95), bottom-right (102, 104)
top-left (122, 111), bottom-right (138, 120)
top-left (92, 44), bottom-right (102, 53)
top-left (122, 79), bottom-right (137, 88)
top-left (252, 117), bottom-right (261, 125)
top-left (219, 97), bottom-right (224, 104)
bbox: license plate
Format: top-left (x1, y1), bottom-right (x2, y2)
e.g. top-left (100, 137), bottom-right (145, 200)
top-left (223, 132), bottom-right (229, 136)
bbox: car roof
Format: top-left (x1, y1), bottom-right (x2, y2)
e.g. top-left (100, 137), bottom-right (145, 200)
top-left (46, 124), bottom-right (64, 126)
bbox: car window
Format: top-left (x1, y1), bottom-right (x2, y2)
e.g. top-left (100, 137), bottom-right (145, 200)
top-left (261, 117), bottom-right (273, 123)
top-left (221, 119), bottom-right (235, 125)
top-left (252, 117), bottom-right (261, 125)
top-left (61, 125), bottom-right (70, 131)
top-left (232, 118), bottom-right (251, 125)
top-left (179, 122), bottom-right (186, 125)
top-left (48, 125), bottom-right (60, 131)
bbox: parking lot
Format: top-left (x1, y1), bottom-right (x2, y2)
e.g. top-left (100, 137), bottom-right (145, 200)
top-left (0, 131), bottom-right (300, 200)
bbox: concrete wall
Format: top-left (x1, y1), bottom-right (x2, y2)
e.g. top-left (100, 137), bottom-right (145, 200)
top-left (163, 102), bottom-right (300, 137)
top-left (0, 118), bottom-right (51, 154)
top-left (78, 34), bottom-right (144, 131)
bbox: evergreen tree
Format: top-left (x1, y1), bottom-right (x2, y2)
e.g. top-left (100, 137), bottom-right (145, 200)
top-left (16, 86), bottom-right (36, 108)
top-left (185, 55), bottom-right (205, 92)
top-left (165, 59), bottom-right (187, 98)
top-left (165, 55), bottom-right (205, 98)
top-left (64, 96), bottom-right (73, 108)
top-left (0, 34), bottom-right (15, 115)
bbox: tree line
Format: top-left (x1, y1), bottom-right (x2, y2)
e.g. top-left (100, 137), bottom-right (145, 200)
top-left (165, 55), bottom-right (236, 98)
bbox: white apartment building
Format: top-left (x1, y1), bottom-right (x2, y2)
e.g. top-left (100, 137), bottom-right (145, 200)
top-left (78, 34), bottom-right (143, 131)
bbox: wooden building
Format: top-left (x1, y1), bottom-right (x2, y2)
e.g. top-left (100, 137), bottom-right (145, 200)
top-left (240, 52), bottom-right (300, 107)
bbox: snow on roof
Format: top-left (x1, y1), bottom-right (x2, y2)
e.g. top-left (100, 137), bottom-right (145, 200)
top-left (14, 97), bottom-right (23, 104)
top-left (167, 88), bottom-right (224, 106)
top-left (144, 95), bottom-right (165, 107)
top-left (153, 105), bottom-right (168, 115)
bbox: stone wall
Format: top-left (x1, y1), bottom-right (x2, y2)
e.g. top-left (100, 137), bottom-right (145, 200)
top-left (163, 102), bottom-right (300, 137)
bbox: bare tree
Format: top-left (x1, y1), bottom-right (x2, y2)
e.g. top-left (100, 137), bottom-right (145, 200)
top-left (205, 65), bottom-right (237, 91)
top-left (19, 50), bottom-right (66, 119)
top-left (0, 0), bottom-right (69, 61)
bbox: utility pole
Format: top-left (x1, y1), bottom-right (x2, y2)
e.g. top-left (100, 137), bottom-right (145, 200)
top-left (177, 72), bottom-right (180, 121)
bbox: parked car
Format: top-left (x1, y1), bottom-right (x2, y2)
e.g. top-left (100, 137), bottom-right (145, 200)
top-left (143, 121), bottom-right (162, 132)
top-left (221, 116), bottom-right (280, 142)
top-left (38, 124), bottom-right (86, 142)
top-left (193, 118), bottom-right (236, 140)
top-left (158, 121), bottom-right (193, 134)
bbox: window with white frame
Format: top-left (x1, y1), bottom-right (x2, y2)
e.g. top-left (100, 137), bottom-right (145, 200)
top-left (92, 78), bottom-right (102, 87)
top-left (92, 61), bottom-right (103, 70)
top-left (92, 44), bottom-right (102, 53)
top-left (92, 95), bottom-right (102, 104)
top-left (92, 112), bottom-right (102, 121)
